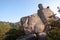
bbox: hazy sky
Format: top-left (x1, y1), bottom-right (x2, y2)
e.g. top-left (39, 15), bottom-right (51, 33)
top-left (0, 0), bottom-right (60, 22)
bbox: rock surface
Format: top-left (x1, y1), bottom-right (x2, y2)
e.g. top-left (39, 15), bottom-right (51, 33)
top-left (19, 4), bottom-right (55, 35)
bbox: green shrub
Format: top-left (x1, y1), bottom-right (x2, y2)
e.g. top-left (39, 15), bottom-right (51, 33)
top-left (0, 22), bottom-right (10, 40)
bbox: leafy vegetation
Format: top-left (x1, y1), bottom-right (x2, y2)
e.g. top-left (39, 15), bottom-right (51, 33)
top-left (0, 21), bottom-right (24, 40)
top-left (46, 20), bottom-right (60, 40)
top-left (0, 18), bottom-right (60, 40)
top-left (0, 22), bottom-right (10, 40)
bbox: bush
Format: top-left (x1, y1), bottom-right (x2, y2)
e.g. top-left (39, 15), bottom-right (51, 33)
top-left (4, 29), bottom-right (24, 40)
top-left (46, 21), bottom-right (60, 40)
top-left (0, 22), bottom-right (10, 40)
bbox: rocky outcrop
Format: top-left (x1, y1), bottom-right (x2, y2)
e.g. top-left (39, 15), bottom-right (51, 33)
top-left (19, 4), bottom-right (55, 36)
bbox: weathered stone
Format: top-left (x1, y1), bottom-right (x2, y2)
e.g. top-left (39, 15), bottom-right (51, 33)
top-left (20, 4), bottom-right (54, 35)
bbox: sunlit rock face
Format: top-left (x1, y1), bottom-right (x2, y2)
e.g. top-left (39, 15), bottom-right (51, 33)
top-left (20, 4), bottom-right (54, 35)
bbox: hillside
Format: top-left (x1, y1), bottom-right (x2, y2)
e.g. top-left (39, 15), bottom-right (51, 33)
top-left (0, 19), bottom-right (60, 40)
top-left (0, 21), bottom-right (24, 40)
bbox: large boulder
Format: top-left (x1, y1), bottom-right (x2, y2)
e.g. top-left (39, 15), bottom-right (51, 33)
top-left (19, 4), bottom-right (55, 36)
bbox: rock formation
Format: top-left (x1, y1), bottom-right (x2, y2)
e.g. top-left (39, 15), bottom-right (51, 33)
top-left (19, 4), bottom-right (55, 36)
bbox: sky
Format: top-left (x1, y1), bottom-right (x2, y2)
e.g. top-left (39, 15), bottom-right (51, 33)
top-left (0, 0), bottom-right (60, 22)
